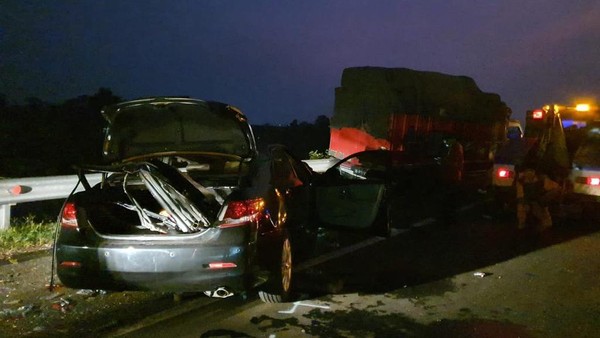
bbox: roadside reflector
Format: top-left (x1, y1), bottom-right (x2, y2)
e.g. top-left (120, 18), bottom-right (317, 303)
top-left (9, 185), bottom-right (22, 195)
top-left (7, 185), bottom-right (31, 195)
top-left (207, 262), bottom-right (237, 269)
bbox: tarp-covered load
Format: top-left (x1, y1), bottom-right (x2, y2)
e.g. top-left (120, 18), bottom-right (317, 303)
top-left (332, 67), bottom-right (511, 140)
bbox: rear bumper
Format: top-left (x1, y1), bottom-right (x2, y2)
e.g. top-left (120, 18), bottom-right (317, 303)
top-left (568, 169), bottom-right (600, 201)
top-left (56, 243), bottom-right (252, 292)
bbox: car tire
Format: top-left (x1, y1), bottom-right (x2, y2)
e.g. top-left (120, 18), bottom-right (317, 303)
top-left (258, 235), bottom-right (293, 303)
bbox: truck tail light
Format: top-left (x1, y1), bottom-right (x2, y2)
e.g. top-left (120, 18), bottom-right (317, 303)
top-left (219, 198), bottom-right (265, 228)
top-left (532, 109), bottom-right (544, 120)
top-left (61, 202), bottom-right (79, 229)
top-left (496, 167), bottom-right (514, 179)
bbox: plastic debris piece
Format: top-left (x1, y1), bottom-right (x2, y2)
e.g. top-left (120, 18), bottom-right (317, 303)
top-left (17, 304), bottom-right (35, 317)
top-left (0, 309), bottom-right (19, 318)
top-left (45, 283), bottom-right (63, 291)
top-left (51, 298), bottom-right (75, 313)
top-left (3, 299), bottom-right (21, 305)
top-left (0, 305), bottom-right (37, 319)
top-left (76, 289), bottom-right (96, 296)
top-left (473, 272), bottom-right (487, 278)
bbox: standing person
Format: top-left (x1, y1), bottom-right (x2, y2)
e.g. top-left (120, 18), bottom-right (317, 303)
top-left (515, 164), bottom-right (561, 231)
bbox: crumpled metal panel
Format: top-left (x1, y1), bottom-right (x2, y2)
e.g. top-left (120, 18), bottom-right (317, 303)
top-left (115, 161), bottom-right (218, 234)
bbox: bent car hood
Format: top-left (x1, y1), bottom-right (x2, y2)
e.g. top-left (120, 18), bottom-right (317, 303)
top-left (101, 98), bottom-right (256, 162)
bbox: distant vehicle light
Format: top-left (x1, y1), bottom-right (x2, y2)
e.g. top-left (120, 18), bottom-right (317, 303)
top-left (532, 110), bottom-right (544, 120)
top-left (589, 127), bottom-right (600, 136)
top-left (575, 104), bottom-right (591, 112)
top-left (496, 168), bottom-right (513, 179)
top-left (588, 177), bottom-right (600, 186)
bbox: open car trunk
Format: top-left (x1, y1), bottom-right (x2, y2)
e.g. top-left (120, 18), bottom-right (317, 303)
top-left (67, 98), bottom-right (258, 237)
top-left (74, 155), bottom-right (246, 236)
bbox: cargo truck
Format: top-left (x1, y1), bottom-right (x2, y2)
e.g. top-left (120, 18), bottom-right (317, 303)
top-left (326, 67), bottom-right (511, 185)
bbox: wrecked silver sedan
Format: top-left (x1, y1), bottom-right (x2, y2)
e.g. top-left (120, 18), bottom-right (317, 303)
top-left (54, 97), bottom-right (316, 303)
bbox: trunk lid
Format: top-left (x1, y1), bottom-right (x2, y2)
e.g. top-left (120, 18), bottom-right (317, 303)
top-left (101, 97), bottom-right (257, 163)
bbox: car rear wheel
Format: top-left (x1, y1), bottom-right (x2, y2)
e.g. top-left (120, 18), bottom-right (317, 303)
top-left (258, 236), bottom-right (293, 303)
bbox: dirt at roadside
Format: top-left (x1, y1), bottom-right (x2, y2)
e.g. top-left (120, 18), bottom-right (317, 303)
top-left (0, 251), bottom-right (178, 338)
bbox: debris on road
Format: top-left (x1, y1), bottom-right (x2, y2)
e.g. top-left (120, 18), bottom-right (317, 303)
top-left (76, 289), bottom-right (107, 297)
top-left (51, 298), bottom-right (74, 313)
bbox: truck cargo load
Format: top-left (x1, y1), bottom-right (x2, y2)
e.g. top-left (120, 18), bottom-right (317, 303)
top-left (329, 67), bottom-right (511, 175)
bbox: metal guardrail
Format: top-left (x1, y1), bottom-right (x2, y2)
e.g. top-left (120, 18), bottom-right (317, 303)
top-left (0, 174), bottom-right (102, 230)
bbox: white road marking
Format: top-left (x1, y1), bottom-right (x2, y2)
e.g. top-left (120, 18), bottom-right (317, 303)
top-left (278, 301), bottom-right (331, 314)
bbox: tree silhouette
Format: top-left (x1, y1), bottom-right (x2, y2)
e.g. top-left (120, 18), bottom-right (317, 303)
top-left (1, 91), bottom-right (329, 177)
top-left (0, 88), bottom-right (122, 177)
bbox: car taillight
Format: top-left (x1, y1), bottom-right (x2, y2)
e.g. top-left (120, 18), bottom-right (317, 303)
top-left (587, 177), bottom-right (600, 186)
top-left (496, 168), bottom-right (514, 179)
top-left (576, 176), bottom-right (600, 186)
top-left (220, 198), bottom-right (265, 228)
top-left (61, 202), bottom-right (78, 229)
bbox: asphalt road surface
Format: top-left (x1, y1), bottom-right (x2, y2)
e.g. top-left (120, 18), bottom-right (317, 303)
top-left (109, 202), bottom-right (600, 338)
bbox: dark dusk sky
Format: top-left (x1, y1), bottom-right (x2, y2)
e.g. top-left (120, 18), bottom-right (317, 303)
top-left (1, 1), bottom-right (599, 125)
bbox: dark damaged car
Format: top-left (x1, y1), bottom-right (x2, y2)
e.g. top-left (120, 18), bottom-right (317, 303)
top-left (55, 97), bottom-right (327, 303)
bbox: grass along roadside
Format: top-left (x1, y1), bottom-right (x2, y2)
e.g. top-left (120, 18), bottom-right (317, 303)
top-left (0, 216), bottom-right (56, 261)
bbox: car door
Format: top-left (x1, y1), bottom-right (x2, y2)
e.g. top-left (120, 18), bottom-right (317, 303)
top-left (315, 151), bottom-right (389, 230)
top-left (269, 147), bottom-right (313, 228)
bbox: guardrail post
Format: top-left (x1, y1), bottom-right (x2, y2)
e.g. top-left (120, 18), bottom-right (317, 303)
top-left (0, 204), bottom-right (11, 231)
